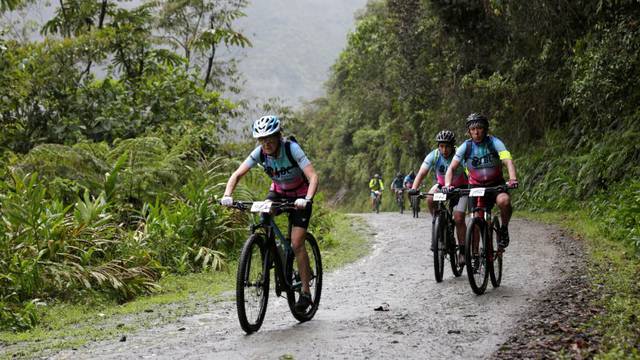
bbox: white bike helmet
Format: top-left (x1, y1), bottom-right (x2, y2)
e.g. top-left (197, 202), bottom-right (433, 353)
top-left (252, 115), bottom-right (281, 138)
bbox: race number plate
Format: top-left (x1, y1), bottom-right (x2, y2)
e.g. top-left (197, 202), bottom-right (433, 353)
top-left (250, 201), bottom-right (273, 213)
top-left (433, 192), bottom-right (447, 202)
top-left (470, 188), bottom-right (486, 197)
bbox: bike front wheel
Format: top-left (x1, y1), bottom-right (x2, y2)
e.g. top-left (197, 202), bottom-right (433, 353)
top-left (450, 222), bottom-right (464, 277)
top-left (432, 214), bottom-right (446, 282)
top-left (465, 217), bottom-right (489, 294)
top-left (489, 216), bottom-right (503, 288)
top-left (236, 234), bottom-right (270, 333)
top-left (286, 233), bottom-right (323, 322)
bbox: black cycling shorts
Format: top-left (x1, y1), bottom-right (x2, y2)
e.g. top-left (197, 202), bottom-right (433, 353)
top-left (469, 183), bottom-right (508, 210)
top-left (264, 191), bottom-right (313, 229)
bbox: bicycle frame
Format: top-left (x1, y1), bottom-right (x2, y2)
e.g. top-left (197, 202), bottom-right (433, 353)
top-left (458, 186), bottom-right (508, 261)
top-left (430, 191), bottom-right (461, 248)
top-left (231, 200), bottom-right (322, 332)
top-left (239, 202), bottom-right (301, 295)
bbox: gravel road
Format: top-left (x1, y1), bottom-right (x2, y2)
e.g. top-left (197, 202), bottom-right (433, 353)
top-left (53, 212), bottom-right (562, 360)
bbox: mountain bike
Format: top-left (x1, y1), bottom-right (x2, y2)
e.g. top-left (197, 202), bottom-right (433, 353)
top-left (430, 190), bottom-right (465, 282)
top-left (372, 191), bottom-right (381, 213)
top-left (228, 200), bottom-right (322, 333)
top-left (394, 189), bottom-right (405, 214)
top-left (456, 185), bottom-right (508, 295)
top-left (410, 194), bottom-right (421, 218)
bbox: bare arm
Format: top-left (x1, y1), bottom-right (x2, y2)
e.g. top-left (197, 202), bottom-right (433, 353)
top-left (502, 158), bottom-right (517, 181)
top-left (223, 162), bottom-right (252, 197)
top-left (302, 163), bottom-right (319, 199)
top-left (444, 159), bottom-right (461, 187)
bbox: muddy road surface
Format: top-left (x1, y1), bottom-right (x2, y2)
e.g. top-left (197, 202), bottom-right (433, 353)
top-left (54, 212), bottom-right (561, 359)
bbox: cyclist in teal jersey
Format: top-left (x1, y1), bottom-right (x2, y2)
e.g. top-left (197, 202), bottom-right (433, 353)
top-left (410, 130), bottom-right (469, 251)
top-left (221, 115), bottom-right (319, 312)
top-left (391, 172), bottom-right (404, 194)
top-left (403, 171), bottom-right (416, 190)
top-left (443, 113), bottom-right (518, 249)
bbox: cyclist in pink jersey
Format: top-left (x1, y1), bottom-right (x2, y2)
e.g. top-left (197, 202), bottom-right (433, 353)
top-left (409, 130), bottom-right (469, 252)
top-left (444, 113), bottom-right (518, 249)
top-left (221, 115), bottom-right (319, 313)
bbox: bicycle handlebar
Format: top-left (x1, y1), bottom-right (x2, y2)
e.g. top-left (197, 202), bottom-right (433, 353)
top-left (222, 200), bottom-right (309, 211)
top-left (412, 184), bottom-right (512, 198)
top-left (455, 184), bottom-right (510, 196)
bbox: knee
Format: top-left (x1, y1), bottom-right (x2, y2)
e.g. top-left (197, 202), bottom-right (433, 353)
top-left (292, 241), bottom-right (304, 254)
top-left (453, 213), bottom-right (465, 225)
top-left (496, 194), bottom-right (511, 208)
top-left (291, 237), bottom-right (306, 253)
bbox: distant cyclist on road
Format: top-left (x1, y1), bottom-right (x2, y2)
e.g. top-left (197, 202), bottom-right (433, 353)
top-left (403, 171), bottom-right (416, 190)
top-left (443, 113), bottom-right (518, 250)
top-left (391, 172), bottom-right (405, 211)
top-left (391, 172), bottom-right (404, 195)
top-left (409, 130), bottom-right (469, 252)
top-left (220, 115), bottom-right (319, 313)
top-left (369, 174), bottom-right (384, 211)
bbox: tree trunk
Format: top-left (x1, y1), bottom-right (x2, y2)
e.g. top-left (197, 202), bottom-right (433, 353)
top-left (81, 0), bottom-right (108, 80)
top-left (203, 43), bottom-right (216, 88)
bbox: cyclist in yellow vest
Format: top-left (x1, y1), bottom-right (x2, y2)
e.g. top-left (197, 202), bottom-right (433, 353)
top-left (368, 174), bottom-right (384, 211)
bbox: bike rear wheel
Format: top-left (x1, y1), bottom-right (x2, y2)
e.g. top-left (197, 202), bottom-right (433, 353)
top-left (465, 217), bottom-right (489, 294)
top-left (286, 233), bottom-right (323, 322)
top-left (489, 216), bottom-right (503, 288)
top-left (432, 214), bottom-right (446, 282)
top-left (236, 234), bottom-right (270, 333)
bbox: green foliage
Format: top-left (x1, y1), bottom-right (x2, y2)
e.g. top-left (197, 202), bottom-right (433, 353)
top-left (13, 144), bottom-right (109, 202)
top-left (0, 0), bottom-right (259, 333)
top-left (294, 0), bottom-right (640, 256)
top-left (0, 0), bottom-right (239, 154)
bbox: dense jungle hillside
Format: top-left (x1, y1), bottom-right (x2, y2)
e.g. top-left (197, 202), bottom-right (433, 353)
top-left (0, 0), bottom-right (351, 333)
top-left (288, 2), bottom-right (640, 354)
top-left (292, 0), bottom-right (639, 244)
top-left (2, 0), bottom-right (367, 105)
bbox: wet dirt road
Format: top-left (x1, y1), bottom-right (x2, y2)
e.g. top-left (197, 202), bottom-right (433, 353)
top-left (53, 212), bottom-right (561, 359)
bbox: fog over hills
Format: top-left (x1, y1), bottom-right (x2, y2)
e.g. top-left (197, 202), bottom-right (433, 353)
top-left (223, 0), bottom-right (368, 106)
top-left (2, 0), bottom-right (367, 108)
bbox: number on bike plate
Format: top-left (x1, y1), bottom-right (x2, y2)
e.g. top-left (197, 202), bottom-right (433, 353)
top-left (250, 201), bottom-right (273, 213)
top-left (470, 188), bottom-right (486, 197)
top-left (433, 192), bottom-right (447, 202)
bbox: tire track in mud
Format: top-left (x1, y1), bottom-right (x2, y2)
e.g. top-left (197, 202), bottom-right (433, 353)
top-left (52, 213), bottom-right (562, 359)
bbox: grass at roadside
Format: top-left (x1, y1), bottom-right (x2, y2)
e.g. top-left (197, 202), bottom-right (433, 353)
top-left (520, 210), bottom-right (640, 359)
top-left (0, 213), bottom-right (371, 359)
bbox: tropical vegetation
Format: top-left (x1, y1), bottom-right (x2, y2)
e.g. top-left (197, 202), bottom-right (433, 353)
top-left (0, 0), bottom-right (339, 333)
top-left (289, 0), bottom-right (640, 355)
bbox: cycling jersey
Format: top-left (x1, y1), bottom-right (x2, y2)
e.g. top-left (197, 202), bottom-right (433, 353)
top-left (369, 178), bottom-right (384, 191)
top-left (403, 174), bottom-right (415, 188)
top-left (422, 149), bottom-right (468, 188)
top-left (244, 140), bottom-right (311, 197)
top-left (454, 135), bottom-right (512, 186)
top-left (391, 176), bottom-right (404, 190)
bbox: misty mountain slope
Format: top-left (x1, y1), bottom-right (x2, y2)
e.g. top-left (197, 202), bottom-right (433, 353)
top-left (226, 0), bottom-right (368, 105)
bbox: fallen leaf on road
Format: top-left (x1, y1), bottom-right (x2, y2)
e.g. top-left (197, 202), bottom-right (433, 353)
top-left (374, 303), bottom-right (390, 311)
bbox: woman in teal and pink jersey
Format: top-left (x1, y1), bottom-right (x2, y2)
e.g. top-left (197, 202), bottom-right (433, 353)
top-left (221, 115), bottom-right (319, 313)
top-left (409, 130), bottom-right (469, 252)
